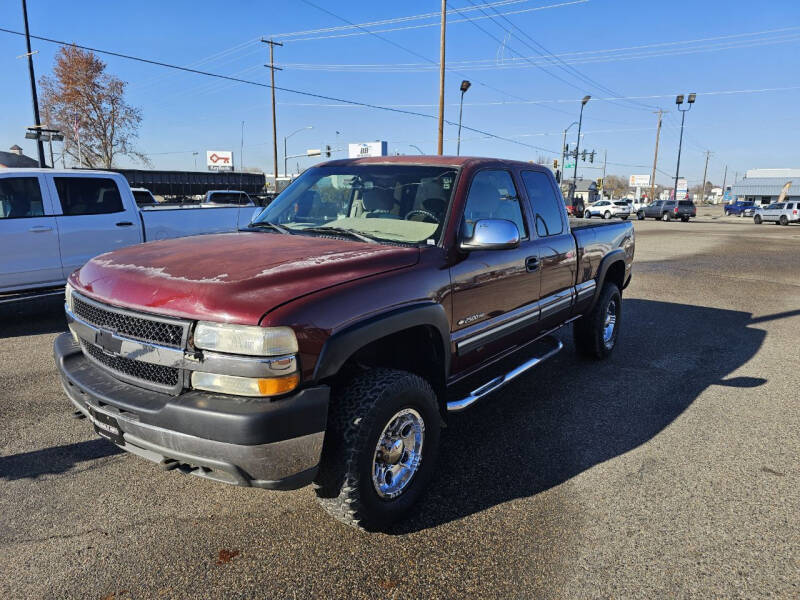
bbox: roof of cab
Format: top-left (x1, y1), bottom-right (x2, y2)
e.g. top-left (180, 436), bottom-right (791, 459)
top-left (317, 155), bottom-right (546, 170)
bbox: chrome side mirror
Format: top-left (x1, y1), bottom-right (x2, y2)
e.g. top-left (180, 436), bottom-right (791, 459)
top-left (460, 219), bottom-right (520, 251)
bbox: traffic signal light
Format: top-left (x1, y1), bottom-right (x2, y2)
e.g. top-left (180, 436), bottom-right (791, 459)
top-left (590, 151), bottom-right (595, 163)
top-left (581, 149), bottom-right (587, 161)
top-left (325, 145), bottom-right (332, 157)
top-left (597, 178), bottom-right (603, 188)
top-left (553, 159), bottom-right (558, 169)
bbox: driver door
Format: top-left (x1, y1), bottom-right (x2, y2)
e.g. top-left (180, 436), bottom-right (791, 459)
top-left (449, 169), bottom-right (541, 374)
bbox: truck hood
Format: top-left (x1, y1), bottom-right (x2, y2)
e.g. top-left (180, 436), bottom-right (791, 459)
top-left (72, 232), bottom-right (420, 324)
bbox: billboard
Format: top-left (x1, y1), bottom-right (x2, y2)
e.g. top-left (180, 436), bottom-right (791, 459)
top-left (629, 174), bottom-right (650, 188)
top-left (206, 150), bottom-right (234, 171)
top-left (348, 141), bottom-right (388, 158)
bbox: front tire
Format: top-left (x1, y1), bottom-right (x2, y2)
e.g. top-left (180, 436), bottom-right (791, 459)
top-left (637, 210), bottom-right (645, 220)
top-left (584, 210), bottom-right (591, 219)
top-left (754, 214), bottom-right (762, 224)
top-left (621, 215), bottom-right (628, 220)
top-left (573, 282), bottom-right (621, 359)
top-left (780, 215), bottom-right (789, 226)
top-left (681, 216), bottom-right (690, 222)
top-left (314, 369), bottom-right (440, 531)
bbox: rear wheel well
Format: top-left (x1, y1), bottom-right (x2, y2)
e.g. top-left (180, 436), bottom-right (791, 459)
top-left (327, 326), bottom-right (447, 415)
top-left (603, 260), bottom-right (626, 292)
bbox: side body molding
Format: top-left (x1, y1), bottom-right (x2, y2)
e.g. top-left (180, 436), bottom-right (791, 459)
top-left (312, 303), bottom-right (452, 382)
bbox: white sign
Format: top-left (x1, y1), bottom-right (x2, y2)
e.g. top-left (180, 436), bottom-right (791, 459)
top-left (348, 141), bottom-right (388, 158)
top-left (206, 150), bottom-right (233, 171)
top-left (676, 178), bottom-right (688, 193)
top-left (629, 174), bottom-right (650, 188)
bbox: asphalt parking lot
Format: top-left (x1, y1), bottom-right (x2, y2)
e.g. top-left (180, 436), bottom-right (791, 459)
top-left (1, 212), bottom-right (798, 599)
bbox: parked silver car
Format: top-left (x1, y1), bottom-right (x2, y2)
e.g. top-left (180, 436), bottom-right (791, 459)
top-left (584, 200), bottom-right (630, 220)
top-left (753, 201), bottom-right (800, 225)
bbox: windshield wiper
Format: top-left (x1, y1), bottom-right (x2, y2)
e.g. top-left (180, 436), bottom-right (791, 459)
top-left (299, 226), bottom-right (379, 244)
top-left (245, 221), bottom-right (293, 235)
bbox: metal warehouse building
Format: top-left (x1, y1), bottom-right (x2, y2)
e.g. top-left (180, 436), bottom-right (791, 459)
top-left (730, 168), bottom-right (799, 207)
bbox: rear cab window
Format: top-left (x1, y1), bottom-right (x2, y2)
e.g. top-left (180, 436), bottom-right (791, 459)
top-left (0, 177), bottom-right (45, 219)
top-left (520, 170), bottom-right (564, 237)
top-left (54, 177), bottom-right (125, 216)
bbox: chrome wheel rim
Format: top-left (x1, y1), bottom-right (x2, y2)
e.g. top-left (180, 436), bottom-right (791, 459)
top-left (603, 299), bottom-right (617, 348)
top-left (372, 408), bottom-right (425, 499)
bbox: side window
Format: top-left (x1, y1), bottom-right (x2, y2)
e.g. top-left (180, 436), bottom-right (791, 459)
top-left (54, 177), bottom-right (124, 216)
top-left (521, 171), bottom-right (564, 237)
top-left (0, 177), bottom-right (45, 219)
top-left (462, 170), bottom-right (526, 239)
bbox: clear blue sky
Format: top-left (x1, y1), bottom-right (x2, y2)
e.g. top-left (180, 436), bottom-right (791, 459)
top-left (2, 0), bottom-right (799, 185)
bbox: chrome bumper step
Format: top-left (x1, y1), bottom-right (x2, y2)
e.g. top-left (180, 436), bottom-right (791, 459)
top-left (446, 336), bottom-right (564, 413)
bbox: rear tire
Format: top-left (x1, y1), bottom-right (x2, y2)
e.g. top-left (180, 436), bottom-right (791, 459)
top-left (604, 211), bottom-right (612, 219)
top-left (621, 215), bottom-right (628, 220)
top-left (637, 211), bottom-right (645, 220)
top-left (573, 282), bottom-right (621, 360)
top-left (314, 369), bottom-right (440, 531)
top-left (662, 212), bottom-right (671, 221)
top-left (754, 214), bottom-right (762, 224)
top-left (681, 216), bottom-right (690, 222)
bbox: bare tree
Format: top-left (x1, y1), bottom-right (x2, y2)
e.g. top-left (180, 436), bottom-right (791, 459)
top-left (40, 46), bottom-right (148, 168)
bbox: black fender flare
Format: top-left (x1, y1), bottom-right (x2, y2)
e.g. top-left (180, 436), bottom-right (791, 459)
top-left (589, 249), bottom-right (627, 310)
top-left (311, 303), bottom-right (451, 383)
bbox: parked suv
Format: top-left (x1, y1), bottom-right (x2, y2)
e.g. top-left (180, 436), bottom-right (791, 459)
top-left (753, 201), bottom-right (800, 225)
top-left (638, 199), bottom-right (696, 222)
top-left (724, 200), bottom-right (754, 217)
top-left (584, 199), bottom-right (630, 220)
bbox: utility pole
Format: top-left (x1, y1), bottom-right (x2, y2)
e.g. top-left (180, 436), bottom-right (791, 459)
top-left (650, 108), bottom-right (664, 203)
top-left (699, 150), bottom-right (711, 203)
top-left (262, 38), bottom-right (283, 178)
top-left (240, 120), bottom-right (245, 171)
top-left (21, 0), bottom-right (45, 167)
top-left (721, 164), bottom-right (728, 199)
top-left (437, 0), bottom-right (447, 155)
top-left (602, 149), bottom-right (607, 179)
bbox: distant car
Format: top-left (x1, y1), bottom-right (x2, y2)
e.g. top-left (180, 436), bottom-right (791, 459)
top-left (584, 199), bottom-right (630, 220)
top-left (753, 201), bottom-right (800, 225)
top-left (724, 200), bottom-right (754, 217)
top-left (638, 199), bottom-right (696, 222)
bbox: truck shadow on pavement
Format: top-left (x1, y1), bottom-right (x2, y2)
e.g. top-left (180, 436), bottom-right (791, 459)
top-left (0, 297), bottom-right (67, 339)
top-left (393, 298), bottom-right (771, 534)
top-left (0, 438), bottom-right (124, 481)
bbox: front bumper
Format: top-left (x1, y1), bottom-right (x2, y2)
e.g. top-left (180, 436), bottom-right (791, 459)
top-left (54, 333), bottom-right (329, 490)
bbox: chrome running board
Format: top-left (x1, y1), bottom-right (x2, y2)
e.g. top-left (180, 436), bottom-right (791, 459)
top-left (446, 336), bottom-right (564, 413)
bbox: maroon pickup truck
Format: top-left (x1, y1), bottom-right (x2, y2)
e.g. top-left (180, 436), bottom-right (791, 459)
top-left (55, 156), bottom-right (634, 530)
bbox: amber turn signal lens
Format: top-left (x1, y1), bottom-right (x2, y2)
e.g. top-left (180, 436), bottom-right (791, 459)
top-left (257, 373), bottom-right (300, 396)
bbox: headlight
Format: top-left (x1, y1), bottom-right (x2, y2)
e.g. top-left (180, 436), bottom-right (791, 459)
top-left (191, 372), bottom-right (299, 397)
top-left (193, 322), bottom-right (298, 356)
top-left (65, 282), bottom-right (74, 313)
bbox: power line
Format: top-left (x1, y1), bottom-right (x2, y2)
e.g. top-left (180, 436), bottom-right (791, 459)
top-left (462, 0), bottom-right (655, 111)
top-left (0, 26), bottom-right (557, 154)
top-left (273, 0), bottom-right (588, 41)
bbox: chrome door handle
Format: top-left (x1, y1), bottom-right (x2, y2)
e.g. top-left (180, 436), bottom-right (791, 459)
top-left (29, 226), bottom-right (53, 233)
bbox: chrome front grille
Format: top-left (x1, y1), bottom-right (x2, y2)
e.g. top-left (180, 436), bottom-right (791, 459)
top-left (82, 341), bottom-right (180, 388)
top-left (72, 294), bottom-right (186, 348)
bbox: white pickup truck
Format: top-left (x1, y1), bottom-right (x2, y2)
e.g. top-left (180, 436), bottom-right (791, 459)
top-left (0, 169), bottom-right (263, 296)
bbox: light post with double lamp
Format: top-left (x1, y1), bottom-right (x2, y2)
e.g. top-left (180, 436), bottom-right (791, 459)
top-left (456, 80), bottom-right (471, 156)
top-left (284, 126), bottom-right (313, 178)
top-left (672, 93), bottom-right (696, 201)
top-left (571, 96), bottom-right (591, 213)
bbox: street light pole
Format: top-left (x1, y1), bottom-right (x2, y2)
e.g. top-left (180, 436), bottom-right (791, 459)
top-left (21, 0), bottom-right (45, 167)
top-left (572, 96), bottom-right (591, 211)
top-left (456, 80), bottom-right (471, 156)
top-left (283, 126), bottom-right (313, 178)
top-left (673, 93), bottom-right (696, 200)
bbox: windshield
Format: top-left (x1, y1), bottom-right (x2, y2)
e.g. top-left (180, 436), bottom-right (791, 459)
top-left (253, 165), bottom-right (459, 244)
